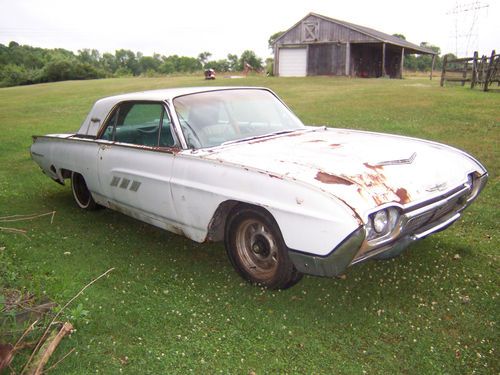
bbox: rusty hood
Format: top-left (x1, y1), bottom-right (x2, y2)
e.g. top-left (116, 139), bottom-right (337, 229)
top-left (197, 127), bottom-right (485, 217)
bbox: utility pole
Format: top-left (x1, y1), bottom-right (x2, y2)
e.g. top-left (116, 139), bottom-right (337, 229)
top-left (446, 1), bottom-right (489, 56)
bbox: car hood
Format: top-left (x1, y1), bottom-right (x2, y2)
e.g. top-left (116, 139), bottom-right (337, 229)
top-left (196, 127), bottom-right (485, 217)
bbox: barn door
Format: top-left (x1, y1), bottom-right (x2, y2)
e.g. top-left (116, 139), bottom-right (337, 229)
top-left (278, 48), bottom-right (307, 77)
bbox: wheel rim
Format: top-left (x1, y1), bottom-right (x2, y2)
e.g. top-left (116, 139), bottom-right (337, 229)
top-left (73, 173), bottom-right (91, 207)
top-left (234, 218), bottom-right (279, 279)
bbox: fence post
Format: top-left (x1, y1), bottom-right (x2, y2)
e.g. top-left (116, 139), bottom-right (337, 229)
top-left (484, 50), bottom-right (496, 92)
top-left (471, 51), bottom-right (478, 89)
top-left (440, 55), bottom-right (447, 87)
top-left (461, 60), bottom-right (468, 86)
top-left (430, 54), bottom-right (436, 80)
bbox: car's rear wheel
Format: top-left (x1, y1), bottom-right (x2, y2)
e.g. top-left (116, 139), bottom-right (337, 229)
top-left (71, 172), bottom-right (98, 210)
top-left (224, 206), bottom-right (302, 289)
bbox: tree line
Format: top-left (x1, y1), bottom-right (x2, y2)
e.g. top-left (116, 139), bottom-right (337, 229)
top-left (0, 41), bottom-right (265, 87)
top-left (1, 36), bottom-right (455, 88)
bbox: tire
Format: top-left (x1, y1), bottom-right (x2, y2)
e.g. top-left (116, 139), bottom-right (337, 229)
top-left (71, 172), bottom-right (98, 210)
top-left (224, 206), bottom-right (303, 289)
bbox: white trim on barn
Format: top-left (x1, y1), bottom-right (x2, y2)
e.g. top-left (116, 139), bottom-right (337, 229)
top-left (278, 48), bottom-right (307, 77)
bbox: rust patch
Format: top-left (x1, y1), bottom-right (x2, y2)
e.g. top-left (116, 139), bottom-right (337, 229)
top-left (306, 139), bottom-right (325, 143)
top-left (363, 162), bottom-right (384, 171)
top-left (268, 173), bottom-right (282, 179)
top-left (395, 188), bottom-right (411, 204)
top-left (315, 171), bottom-right (353, 185)
top-left (152, 146), bottom-right (181, 154)
top-left (330, 143), bottom-right (342, 148)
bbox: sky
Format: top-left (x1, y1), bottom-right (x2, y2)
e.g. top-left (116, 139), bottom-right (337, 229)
top-left (0, 0), bottom-right (498, 59)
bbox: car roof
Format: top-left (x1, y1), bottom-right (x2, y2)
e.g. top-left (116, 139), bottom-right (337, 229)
top-left (98, 86), bottom-right (266, 103)
top-left (77, 86), bottom-right (268, 136)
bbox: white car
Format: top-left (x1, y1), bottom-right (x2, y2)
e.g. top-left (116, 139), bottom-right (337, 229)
top-left (31, 87), bottom-right (488, 289)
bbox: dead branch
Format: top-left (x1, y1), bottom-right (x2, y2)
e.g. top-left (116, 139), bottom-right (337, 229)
top-left (0, 226), bottom-right (30, 239)
top-left (21, 268), bottom-right (115, 374)
top-left (26, 322), bottom-right (73, 375)
top-left (13, 320), bottom-right (39, 352)
top-left (0, 211), bottom-right (56, 239)
top-left (0, 211), bottom-right (56, 223)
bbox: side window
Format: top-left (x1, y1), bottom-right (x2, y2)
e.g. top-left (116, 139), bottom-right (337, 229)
top-left (100, 102), bottom-right (177, 148)
top-left (115, 103), bottom-right (162, 146)
top-left (101, 108), bottom-right (118, 141)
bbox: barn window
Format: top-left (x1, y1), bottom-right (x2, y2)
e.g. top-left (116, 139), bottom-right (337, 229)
top-left (302, 21), bottom-right (319, 41)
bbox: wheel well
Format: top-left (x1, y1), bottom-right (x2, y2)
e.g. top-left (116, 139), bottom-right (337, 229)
top-left (60, 168), bottom-right (72, 179)
top-left (206, 201), bottom-right (275, 242)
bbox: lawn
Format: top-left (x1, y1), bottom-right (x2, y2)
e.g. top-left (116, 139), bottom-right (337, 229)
top-left (0, 75), bottom-right (498, 374)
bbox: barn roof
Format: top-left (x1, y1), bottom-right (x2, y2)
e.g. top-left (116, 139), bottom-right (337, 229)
top-left (275, 12), bottom-right (437, 55)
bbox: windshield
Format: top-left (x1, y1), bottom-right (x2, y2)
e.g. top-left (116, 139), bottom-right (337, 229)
top-left (173, 89), bottom-right (305, 148)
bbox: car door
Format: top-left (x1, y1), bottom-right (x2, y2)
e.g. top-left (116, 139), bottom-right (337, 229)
top-left (96, 101), bottom-right (180, 226)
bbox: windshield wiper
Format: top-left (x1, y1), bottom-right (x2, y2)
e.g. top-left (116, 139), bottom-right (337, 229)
top-left (221, 129), bottom-right (306, 146)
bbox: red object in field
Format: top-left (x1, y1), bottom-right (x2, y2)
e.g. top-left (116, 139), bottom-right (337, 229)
top-left (204, 69), bottom-right (216, 80)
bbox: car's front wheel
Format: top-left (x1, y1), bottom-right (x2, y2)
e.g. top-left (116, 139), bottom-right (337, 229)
top-left (224, 206), bottom-right (302, 289)
top-left (71, 172), bottom-right (98, 210)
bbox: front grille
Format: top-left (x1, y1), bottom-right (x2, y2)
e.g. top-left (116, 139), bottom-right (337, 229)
top-left (404, 212), bottom-right (434, 233)
top-left (402, 186), bottom-right (469, 236)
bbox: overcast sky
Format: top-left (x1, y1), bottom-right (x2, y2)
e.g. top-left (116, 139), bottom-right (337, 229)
top-left (0, 0), bottom-right (498, 59)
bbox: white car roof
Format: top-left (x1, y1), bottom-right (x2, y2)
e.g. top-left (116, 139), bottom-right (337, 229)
top-left (77, 86), bottom-right (265, 136)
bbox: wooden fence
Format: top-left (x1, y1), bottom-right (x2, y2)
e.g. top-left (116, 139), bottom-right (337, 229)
top-left (440, 50), bottom-right (499, 91)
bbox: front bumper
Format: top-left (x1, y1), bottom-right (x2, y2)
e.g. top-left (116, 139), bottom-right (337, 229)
top-left (288, 172), bottom-right (488, 278)
top-left (288, 227), bottom-right (365, 277)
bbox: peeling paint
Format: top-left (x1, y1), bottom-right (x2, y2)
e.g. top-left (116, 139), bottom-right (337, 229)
top-left (315, 171), bottom-right (353, 185)
top-left (330, 143), bottom-right (342, 148)
top-left (395, 188), bottom-right (411, 204)
top-left (363, 162), bottom-right (384, 171)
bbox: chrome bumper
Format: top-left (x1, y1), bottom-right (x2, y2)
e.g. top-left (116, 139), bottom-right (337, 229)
top-left (288, 173), bottom-right (487, 278)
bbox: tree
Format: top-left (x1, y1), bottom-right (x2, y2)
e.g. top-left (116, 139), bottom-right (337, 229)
top-left (227, 54), bottom-right (238, 71)
top-left (265, 57), bottom-right (274, 75)
top-left (0, 64), bottom-right (30, 86)
top-left (392, 33), bottom-right (406, 40)
top-left (268, 31), bottom-right (284, 50)
top-left (205, 59), bottom-right (230, 72)
top-left (115, 49), bottom-right (140, 75)
top-left (239, 50), bottom-right (263, 71)
top-left (197, 51), bottom-right (212, 67)
top-left (77, 49), bottom-right (100, 65)
top-left (139, 55), bottom-right (161, 74)
top-left (101, 52), bottom-right (117, 73)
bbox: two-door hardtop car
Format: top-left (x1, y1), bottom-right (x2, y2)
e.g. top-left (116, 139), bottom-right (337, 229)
top-left (31, 87), bottom-right (488, 289)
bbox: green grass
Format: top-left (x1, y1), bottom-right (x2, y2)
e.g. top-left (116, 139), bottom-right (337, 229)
top-left (0, 76), bottom-right (498, 374)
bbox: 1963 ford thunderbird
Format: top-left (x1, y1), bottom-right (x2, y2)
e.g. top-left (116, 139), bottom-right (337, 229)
top-left (31, 87), bottom-right (488, 289)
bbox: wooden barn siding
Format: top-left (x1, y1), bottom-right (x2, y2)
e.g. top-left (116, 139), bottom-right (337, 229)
top-left (307, 44), bottom-right (346, 75)
top-left (277, 15), bottom-right (378, 45)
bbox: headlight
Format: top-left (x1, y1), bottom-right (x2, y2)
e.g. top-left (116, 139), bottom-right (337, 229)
top-left (373, 210), bottom-right (388, 233)
top-left (366, 207), bottom-right (400, 241)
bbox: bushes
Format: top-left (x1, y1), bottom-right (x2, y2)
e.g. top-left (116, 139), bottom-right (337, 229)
top-left (43, 59), bottom-right (105, 82)
top-left (0, 41), bottom-right (266, 87)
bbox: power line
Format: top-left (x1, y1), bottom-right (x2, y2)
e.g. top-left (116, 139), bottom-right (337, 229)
top-left (446, 1), bottom-right (489, 56)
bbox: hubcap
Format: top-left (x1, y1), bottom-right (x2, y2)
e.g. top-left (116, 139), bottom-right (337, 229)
top-left (235, 219), bottom-right (278, 279)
